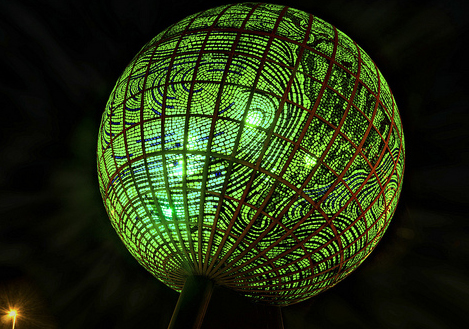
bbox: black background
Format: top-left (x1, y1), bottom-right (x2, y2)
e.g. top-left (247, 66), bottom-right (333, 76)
top-left (1, 0), bottom-right (468, 328)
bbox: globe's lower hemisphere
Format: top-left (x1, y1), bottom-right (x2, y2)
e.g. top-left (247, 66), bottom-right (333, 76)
top-left (97, 3), bottom-right (404, 305)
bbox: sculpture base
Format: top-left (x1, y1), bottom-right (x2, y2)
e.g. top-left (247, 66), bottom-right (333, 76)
top-left (168, 275), bottom-right (214, 329)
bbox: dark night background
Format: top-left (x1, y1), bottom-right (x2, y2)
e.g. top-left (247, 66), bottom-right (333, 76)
top-left (1, 0), bottom-right (468, 328)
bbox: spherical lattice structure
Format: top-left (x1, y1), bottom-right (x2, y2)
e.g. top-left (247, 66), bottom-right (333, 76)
top-left (97, 2), bottom-right (405, 305)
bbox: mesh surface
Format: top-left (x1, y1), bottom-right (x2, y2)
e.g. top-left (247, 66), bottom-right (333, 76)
top-left (97, 2), bottom-right (405, 305)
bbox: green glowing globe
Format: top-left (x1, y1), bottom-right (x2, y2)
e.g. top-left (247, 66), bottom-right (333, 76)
top-left (97, 2), bottom-right (405, 305)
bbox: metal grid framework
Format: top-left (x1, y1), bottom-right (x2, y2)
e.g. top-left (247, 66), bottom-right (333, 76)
top-left (97, 2), bottom-right (405, 305)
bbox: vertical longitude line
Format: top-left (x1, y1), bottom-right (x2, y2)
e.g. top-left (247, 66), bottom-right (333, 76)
top-left (281, 42), bottom-right (384, 286)
top-left (210, 10), bottom-right (315, 279)
top-left (341, 81), bottom-right (402, 276)
top-left (262, 30), bottom-right (371, 282)
top-left (179, 4), bottom-right (234, 274)
top-left (358, 47), bottom-right (382, 264)
top-left (384, 73), bottom-right (404, 219)
top-left (316, 33), bottom-right (365, 279)
top-left (198, 3), bottom-right (263, 273)
top-left (206, 5), bottom-right (291, 277)
top-left (119, 44), bottom-right (166, 268)
top-left (105, 41), bottom-right (180, 278)
top-left (335, 52), bottom-right (384, 278)
top-left (98, 102), bottom-right (145, 266)
top-left (136, 23), bottom-right (194, 277)
top-left (315, 49), bottom-right (401, 278)
top-left (359, 58), bottom-right (399, 255)
top-left (156, 11), bottom-right (208, 277)
top-left (211, 15), bottom-right (340, 279)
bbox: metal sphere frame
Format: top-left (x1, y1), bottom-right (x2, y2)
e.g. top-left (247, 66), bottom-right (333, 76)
top-left (97, 2), bottom-right (405, 309)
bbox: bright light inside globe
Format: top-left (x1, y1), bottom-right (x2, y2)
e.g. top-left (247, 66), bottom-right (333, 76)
top-left (246, 110), bottom-right (263, 126)
top-left (304, 154), bottom-right (317, 168)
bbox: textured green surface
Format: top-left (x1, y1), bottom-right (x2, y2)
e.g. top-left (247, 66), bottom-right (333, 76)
top-left (97, 2), bottom-right (405, 305)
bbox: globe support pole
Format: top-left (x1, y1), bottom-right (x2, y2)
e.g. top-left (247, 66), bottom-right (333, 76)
top-left (168, 275), bottom-right (214, 329)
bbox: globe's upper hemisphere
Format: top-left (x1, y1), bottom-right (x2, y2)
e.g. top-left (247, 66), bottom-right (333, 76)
top-left (97, 2), bottom-right (405, 304)
top-left (98, 5), bottom-right (339, 192)
top-left (98, 30), bottom-right (301, 188)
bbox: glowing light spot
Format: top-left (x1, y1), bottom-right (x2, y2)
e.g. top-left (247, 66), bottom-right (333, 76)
top-left (246, 110), bottom-right (263, 126)
top-left (170, 160), bottom-right (184, 176)
top-left (163, 207), bottom-right (172, 218)
top-left (304, 154), bottom-right (317, 168)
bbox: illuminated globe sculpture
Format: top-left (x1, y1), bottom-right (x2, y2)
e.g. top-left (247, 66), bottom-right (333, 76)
top-left (97, 2), bottom-right (405, 310)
